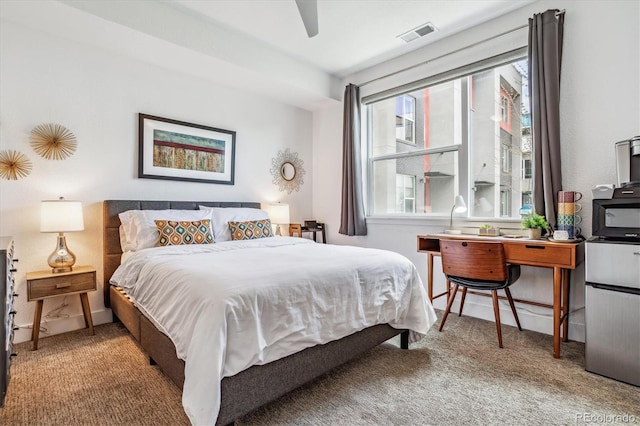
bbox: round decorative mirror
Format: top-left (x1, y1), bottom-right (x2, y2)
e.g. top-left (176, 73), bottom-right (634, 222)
top-left (270, 148), bottom-right (305, 194)
top-left (281, 162), bottom-right (296, 181)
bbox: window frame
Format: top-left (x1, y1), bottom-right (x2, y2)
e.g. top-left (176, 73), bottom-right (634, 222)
top-left (363, 47), bottom-right (529, 220)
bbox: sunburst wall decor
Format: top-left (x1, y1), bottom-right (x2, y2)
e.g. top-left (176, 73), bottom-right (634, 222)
top-left (270, 148), bottom-right (305, 194)
top-left (30, 123), bottom-right (77, 160)
top-left (0, 150), bottom-right (32, 180)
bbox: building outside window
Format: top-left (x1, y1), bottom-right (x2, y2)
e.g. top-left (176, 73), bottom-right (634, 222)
top-left (365, 53), bottom-right (531, 219)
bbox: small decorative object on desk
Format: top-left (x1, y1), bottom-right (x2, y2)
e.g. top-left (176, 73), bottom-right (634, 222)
top-left (521, 213), bottom-right (550, 240)
top-left (479, 224), bottom-right (500, 236)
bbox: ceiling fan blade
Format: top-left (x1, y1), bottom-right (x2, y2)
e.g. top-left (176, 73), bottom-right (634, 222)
top-left (295, 0), bottom-right (318, 38)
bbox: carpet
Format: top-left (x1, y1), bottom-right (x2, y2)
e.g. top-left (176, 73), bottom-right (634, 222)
top-left (1, 314), bottom-right (638, 425)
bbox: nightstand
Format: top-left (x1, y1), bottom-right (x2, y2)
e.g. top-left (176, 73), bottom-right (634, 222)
top-left (26, 265), bottom-right (96, 350)
top-left (289, 222), bottom-right (327, 243)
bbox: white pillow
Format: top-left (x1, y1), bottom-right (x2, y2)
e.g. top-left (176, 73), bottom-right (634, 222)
top-left (118, 209), bottom-right (213, 251)
top-left (199, 206), bottom-right (268, 242)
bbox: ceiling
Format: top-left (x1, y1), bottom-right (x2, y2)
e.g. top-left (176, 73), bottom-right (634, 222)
top-left (169, 0), bottom-right (535, 78)
top-left (0, 0), bottom-right (536, 110)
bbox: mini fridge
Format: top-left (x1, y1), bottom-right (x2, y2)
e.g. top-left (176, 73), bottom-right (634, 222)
top-left (585, 239), bottom-right (640, 386)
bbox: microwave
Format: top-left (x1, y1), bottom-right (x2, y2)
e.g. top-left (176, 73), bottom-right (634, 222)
top-left (592, 195), bottom-right (640, 240)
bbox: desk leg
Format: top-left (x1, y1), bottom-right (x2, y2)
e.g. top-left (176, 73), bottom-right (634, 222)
top-left (80, 292), bottom-right (95, 335)
top-left (427, 253), bottom-right (434, 301)
top-left (562, 269), bottom-right (570, 342)
top-left (553, 267), bottom-right (562, 359)
top-left (321, 228), bottom-right (326, 243)
top-left (31, 300), bottom-right (43, 351)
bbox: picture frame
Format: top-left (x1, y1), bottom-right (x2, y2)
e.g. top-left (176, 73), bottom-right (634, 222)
top-left (138, 113), bottom-right (236, 185)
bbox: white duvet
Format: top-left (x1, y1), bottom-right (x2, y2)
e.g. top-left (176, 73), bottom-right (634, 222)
top-left (110, 237), bottom-right (437, 425)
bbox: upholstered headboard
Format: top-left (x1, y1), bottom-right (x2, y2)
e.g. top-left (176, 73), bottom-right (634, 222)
top-left (102, 200), bottom-right (261, 307)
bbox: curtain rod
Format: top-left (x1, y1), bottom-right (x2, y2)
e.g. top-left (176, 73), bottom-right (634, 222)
top-left (359, 9), bottom-right (566, 88)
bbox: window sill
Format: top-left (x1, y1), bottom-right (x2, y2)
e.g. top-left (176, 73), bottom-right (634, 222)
top-left (366, 215), bottom-right (523, 228)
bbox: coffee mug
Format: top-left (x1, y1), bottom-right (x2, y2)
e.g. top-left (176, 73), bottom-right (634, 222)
top-left (558, 202), bottom-right (582, 215)
top-left (557, 214), bottom-right (582, 226)
top-left (557, 224), bottom-right (576, 239)
top-left (553, 230), bottom-right (569, 241)
top-left (558, 224), bottom-right (582, 239)
top-left (558, 191), bottom-right (583, 203)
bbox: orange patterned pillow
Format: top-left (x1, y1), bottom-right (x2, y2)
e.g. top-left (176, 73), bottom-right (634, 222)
top-left (155, 219), bottom-right (214, 246)
top-left (228, 219), bottom-right (274, 240)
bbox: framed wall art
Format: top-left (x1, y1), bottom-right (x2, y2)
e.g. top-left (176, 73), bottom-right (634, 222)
top-left (138, 113), bottom-right (236, 185)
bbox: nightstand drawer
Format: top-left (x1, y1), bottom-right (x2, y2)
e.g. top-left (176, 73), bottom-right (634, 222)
top-left (27, 269), bottom-right (96, 301)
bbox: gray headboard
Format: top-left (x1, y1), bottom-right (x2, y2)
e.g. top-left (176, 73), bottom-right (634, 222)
top-left (103, 200), bottom-right (261, 307)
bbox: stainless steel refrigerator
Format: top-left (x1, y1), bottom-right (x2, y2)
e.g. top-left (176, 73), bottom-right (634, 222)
top-left (585, 239), bottom-right (640, 386)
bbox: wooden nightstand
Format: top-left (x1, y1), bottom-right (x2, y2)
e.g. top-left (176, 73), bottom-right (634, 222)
top-left (26, 265), bottom-right (96, 350)
top-left (289, 222), bottom-right (327, 243)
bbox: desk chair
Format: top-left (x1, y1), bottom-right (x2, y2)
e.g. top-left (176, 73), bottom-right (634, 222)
top-left (438, 239), bottom-right (522, 348)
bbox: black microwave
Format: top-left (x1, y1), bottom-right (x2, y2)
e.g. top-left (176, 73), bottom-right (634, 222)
top-left (592, 195), bottom-right (640, 240)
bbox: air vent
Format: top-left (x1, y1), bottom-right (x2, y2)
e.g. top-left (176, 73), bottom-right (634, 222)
top-left (398, 22), bottom-right (437, 43)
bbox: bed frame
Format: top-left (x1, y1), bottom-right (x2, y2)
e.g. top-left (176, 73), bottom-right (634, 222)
top-left (103, 200), bottom-right (409, 425)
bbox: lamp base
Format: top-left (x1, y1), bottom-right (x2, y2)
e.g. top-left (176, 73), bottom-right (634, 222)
top-left (47, 233), bottom-right (77, 274)
top-left (444, 229), bottom-right (462, 235)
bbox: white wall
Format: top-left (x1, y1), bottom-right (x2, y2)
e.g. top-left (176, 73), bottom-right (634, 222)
top-left (312, 0), bottom-right (640, 342)
top-left (0, 16), bottom-right (313, 343)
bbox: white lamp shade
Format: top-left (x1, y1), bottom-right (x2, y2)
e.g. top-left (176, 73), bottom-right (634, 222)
top-left (41, 199), bottom-right (85, 232)
top-left (453, 195), bottom-right (467, 213)
top-left (264, 203), bottom-right (290, 224)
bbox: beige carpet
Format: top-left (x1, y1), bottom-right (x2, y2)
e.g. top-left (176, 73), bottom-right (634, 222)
top-left (1, 314), bottom-right (638, 425)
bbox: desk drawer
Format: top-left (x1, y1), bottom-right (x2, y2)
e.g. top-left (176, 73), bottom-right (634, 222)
top-left (504, 243), bottom-right (574, 268)
top-left (28, 271), bottom-right (96, 301)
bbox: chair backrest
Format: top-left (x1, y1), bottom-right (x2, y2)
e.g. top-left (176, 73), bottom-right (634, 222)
top-left (440, 239), bottom-right (508, 282)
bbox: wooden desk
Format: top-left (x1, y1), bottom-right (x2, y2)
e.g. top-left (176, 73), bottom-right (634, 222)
top-left (417, 234), bottom-right (583, 358)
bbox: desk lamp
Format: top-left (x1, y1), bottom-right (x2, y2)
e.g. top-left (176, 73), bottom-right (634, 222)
top-left (445, 195), bottom-right (467, 234)
top-left (264, 203), bottom-right (290, 236)
top-left (41, 197), bottom-right (84, 273)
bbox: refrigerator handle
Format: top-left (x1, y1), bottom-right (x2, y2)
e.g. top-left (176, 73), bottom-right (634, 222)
top-left (586, 281), bottom-right (640, 295)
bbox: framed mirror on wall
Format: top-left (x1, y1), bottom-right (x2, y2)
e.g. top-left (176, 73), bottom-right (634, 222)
top-left (271, 148), bottom-right (305, 194)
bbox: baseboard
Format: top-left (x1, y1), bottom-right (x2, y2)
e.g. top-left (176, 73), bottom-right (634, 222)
top-left (432, 297), bottom-right (586, 343)
top-left (13, 308), bottom-right (114, 344)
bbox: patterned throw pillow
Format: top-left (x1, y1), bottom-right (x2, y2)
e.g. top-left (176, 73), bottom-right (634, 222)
top-left (228, 219), bottom-right (274, 240)
top-left (155, 219), bottom-right (214, 246)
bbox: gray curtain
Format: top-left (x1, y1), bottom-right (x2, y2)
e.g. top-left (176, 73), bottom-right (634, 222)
top-left (528, 9), bottom-right (565, 228)
top-left (339, 83), bottom-right (367, 236)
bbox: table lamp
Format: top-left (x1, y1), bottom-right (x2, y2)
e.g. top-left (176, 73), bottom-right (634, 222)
top-left (41, 197), bottom-right (84, 273)
top-left (445, 195), bottom-right (467, 234)
top-left (264, 203), bottom-right (290, 236)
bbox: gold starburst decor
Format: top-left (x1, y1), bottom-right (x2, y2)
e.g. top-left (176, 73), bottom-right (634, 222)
top-left (270, 148), bottom-right (305, 194)
top-left (30, 123), bottom-right (77, 160)
top-left (0, 150), bottom-right (33, 180)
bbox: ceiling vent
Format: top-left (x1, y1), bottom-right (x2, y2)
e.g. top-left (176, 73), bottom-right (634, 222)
top-left (398, 22), bottom-right (437, 43)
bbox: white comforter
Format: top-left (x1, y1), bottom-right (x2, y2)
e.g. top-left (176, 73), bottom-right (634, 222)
top-left (110, 237), bottom-right (437, 425)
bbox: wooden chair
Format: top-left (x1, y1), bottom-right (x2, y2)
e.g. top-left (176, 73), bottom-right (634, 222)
top-left (438, 239), bottom-right (522, 348)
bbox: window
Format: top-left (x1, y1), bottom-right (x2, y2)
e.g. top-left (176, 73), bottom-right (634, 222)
top-left (396, 174), bottom-right (416, 213)
top-left (395, 95), bottom-right (416, 143)
top-left (523, 158), bottom-right (532, 179)
top-left (365, 53), bottom-right (531, 219)
top-left (501, 95), bottom-right (509, 123)
top-left (501, 143), bottom-right (511, 174)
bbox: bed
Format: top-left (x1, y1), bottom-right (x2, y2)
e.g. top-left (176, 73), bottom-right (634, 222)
top-left (103, 200), bottom-right (436, 425)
